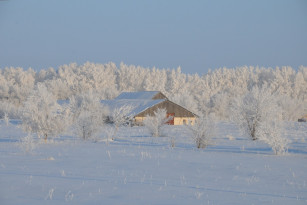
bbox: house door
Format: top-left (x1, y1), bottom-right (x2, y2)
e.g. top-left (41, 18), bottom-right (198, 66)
top-left (166, 113), bottom-right (175, 125)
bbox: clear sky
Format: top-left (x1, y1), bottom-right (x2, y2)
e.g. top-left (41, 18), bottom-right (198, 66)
top-left (0, 0), bottom-right (306, 74)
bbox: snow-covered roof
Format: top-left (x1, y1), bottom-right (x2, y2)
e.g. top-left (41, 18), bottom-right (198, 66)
top-left (115, 91), bottom-right (165, 100)
top-left (101, 99), bottom-right (166, 116)
top-left (57, 100), bottom-right (70, 106)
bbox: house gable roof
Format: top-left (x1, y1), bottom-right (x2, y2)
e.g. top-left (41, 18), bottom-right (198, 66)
top-left (135, 100), bottom-right (197, 118)
top-left (101, 99), bottom-right (166, 117)
top-left (115, 91), bottom-right (167, 100)
top-left (103, 91), bottom-right (197, 118)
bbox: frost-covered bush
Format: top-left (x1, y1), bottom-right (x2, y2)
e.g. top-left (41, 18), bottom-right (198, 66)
top-left (74, 111), bottom-right (100, 140)
top-left (277, 95), bottom-right (305, 121)
top-left (232, 86), bottom-right (279, 140)
top-left (102, 124), bottom-right (116, 143)
top-left (21, 84), bottom-right (67, 141)
top-left (260, 121), bottom-right (289, 155)
top-left (107, 105), bottom-right (134, 130)
top-left (4, 113), bottom-right (9, 126)
top-left (19, 134), bottom-right (36, 153)
top-left (0, 100), bottom-right (21, 119)
top-left (186, 114), bottom-right (215, 149)
top-left (70, 91), bottom-right (109, 140)
top-left (143, 108), bottom-right (172, 137)
top-left (231, 86), bottom-right (289, 155)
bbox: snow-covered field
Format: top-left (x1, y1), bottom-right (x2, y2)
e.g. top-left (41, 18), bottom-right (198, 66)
top-left (0, 120), bottom-right (306, 205)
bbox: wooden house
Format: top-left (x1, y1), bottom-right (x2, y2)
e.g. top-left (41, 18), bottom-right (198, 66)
top-left (102, 91), bottom-right (197, 125)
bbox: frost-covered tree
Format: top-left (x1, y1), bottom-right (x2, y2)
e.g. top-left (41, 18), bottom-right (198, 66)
top-left (1, 67), bottom-right (35, 105)
top-left (108, 105), bottom-right (134, 130)
top-left (55, 62), bottom-right (118, 100)
top-left (259, 120), bottom-right (289, 155)
top-left (142, 67), bottom-right (167, 93)
top-left (165, 67), bottom-right (186, 96)
top-left (170, 90), bottom-right (198, 114)
top-left (0, 100), bottom-right (20, 119)
top-left (4, 113), bottom-right (9, 126)
top-left (186, 114), bottom-right (215, 149)
top-left (231, 86), bottom-right (288, 154)
top-left (74, 111), bottom-right (101, 140)
top-left (35, 67), bottom-right (56, 82)
top-left (143, 108), bottom-right (172, 137)
top-left (0, 72), bottom-right (9, 101)
top-left (21, 84), bottom-right (66, 141)
top-left (1, 63), bottom-right (306, 122)
top-left (117, 63), bottom-right (148, 92)
top-left (69, 91), bottom-right (109, 140)
top-left (208, 92), bottom-right (232, 120)
top-left (231, 86), bottom-right (279, 140)
top-left (277, 95), bottom-right (305, 121)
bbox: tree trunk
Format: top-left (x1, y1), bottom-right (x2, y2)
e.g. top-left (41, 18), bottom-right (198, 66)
top-left (44, 133), bottom-right (48, 143)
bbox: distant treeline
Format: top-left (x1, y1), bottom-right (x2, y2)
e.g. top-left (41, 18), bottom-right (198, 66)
top-left (0, 62), bottom-right (306, 120)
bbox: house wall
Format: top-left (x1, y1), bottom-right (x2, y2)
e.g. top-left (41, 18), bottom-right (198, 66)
top-left (134, 117), bottom-right (144, 125)
top-left (135, 100), bottom-right (196, 118)
top-left (133, 100), bottom-right (197, 126)
top-left (174, 117), bottom-right (195, 125)
top-left (134, 116), bottom-right (195, 126)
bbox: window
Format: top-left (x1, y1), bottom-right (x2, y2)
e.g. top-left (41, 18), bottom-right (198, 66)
top-left (183, 119), bottom-right (187, 125)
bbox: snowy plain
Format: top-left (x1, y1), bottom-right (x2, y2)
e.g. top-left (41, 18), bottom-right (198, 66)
top-left (0, 120), bottom-right (306, 205)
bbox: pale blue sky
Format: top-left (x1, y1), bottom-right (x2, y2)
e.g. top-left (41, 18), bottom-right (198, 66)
top-left (0, 0), bottom-right (306, 74)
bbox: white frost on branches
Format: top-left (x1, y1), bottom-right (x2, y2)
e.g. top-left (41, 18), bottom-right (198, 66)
top-left (259, 120), bottom-right (289, 155)
top-left (231, 86), bottom-right (289, 154)
top-left (108, 105), bottom-right (134, 130)
top-left (4, 112), bottom-right (9, 126)
top-left (0, 64), bottom-right (306, 121)
top-left (19, 133), bottom-right (36, 153)
top-left (21, 84), bottom-right (66, 141)
top-left (186, 114), bottom-right (215, 149)
top-left (143, 108), bottom-right (172, 137)
top-left (69, 91), bottom-right (109, 140)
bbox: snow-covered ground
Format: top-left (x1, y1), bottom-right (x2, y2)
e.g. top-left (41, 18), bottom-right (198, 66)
top-left (0, 120), bottom-right (306, 205)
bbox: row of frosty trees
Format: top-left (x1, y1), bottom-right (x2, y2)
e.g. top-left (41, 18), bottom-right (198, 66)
top-left (1, 62), bottom-right (307, 154)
